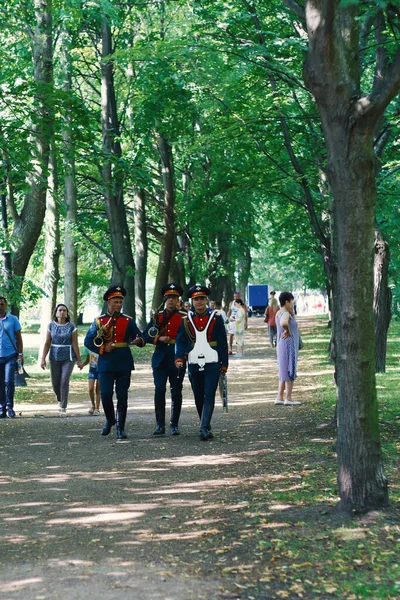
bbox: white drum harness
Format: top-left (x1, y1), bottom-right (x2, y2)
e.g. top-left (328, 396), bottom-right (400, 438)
top-left (187, 310), bottom-right (218, 371)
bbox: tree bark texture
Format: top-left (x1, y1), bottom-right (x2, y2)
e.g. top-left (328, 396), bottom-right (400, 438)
top-left (0, 164), bottom-right (12, 293)
top-left (134, 188), bottom-right (148, 329)
top-left (101, 18), bottom-right (136, 317)
top-left (11, 0), bottom-right (53, 301)
top-left (39, 144), bottom-right (60, 358)
top-left (374, 228), bottom-right (391, 373)
top-left (152, 132), bottom-right (176, 310)
top-left (61, 29), bottom-right (78, 324)
top-left (169, 236), bottom-right (187, 294)
top-left (303, 0), bottom-right (400, 512)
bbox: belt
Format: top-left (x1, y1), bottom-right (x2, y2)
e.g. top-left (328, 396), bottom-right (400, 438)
top-left (111, 342), bottom-right (129, 348)
top-left (190, 341), bottom-right (218, 348)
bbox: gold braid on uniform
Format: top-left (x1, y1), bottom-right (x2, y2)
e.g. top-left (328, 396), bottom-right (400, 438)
top-left (183, 316), bottom-right (196, 344)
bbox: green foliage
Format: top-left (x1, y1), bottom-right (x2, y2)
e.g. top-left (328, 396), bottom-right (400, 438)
top-left (1, 0), bottom-right (400, 303)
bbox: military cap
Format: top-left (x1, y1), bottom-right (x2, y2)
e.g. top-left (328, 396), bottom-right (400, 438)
top-left (103, 285), bottom-right (127, 302)
top-left (161, 282), bottom-right (183, 297)
top-left (187, 284), bottom-right (210, 299)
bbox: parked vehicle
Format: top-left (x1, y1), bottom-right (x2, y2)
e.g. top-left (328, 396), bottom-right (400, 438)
top-left (247, 284), bottom-right (269, 317)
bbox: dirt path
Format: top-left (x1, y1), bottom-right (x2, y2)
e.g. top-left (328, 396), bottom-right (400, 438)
top-left (0, 317), bottom-right (333, 600)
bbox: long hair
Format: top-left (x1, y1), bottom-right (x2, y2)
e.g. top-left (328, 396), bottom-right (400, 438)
top-left (52, 304), bottom-right (71, 323)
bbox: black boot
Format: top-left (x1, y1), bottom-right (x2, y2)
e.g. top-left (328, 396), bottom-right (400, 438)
top-left (153, 424), bottom-right (165, 435)
top-left (101, 420), bottom-right (115, 436)
top-left (116, 410), bottom-right (127, 440)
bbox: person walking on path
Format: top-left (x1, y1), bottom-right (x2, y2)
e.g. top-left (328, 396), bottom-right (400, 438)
top-left (0, 296), bottom-right (24, 419)
top-left (264, 291), bottom-right (279, 348)
top-left (82, 349), bottom-right (101, 415)
top-left (227, 291), bottom-right (248, 355)
top-left (84, 286), bottom-right (144, 440)
top-left (275, 291), bottom-right (301, 406)
top-left (142, 283), bottom-right (187, 436)
top-left (234, 298), bottom-right (246, 357)
top-left (175, 284), bottom-right (228, 441)
top-left (41, 304), bottom-right (83, 416)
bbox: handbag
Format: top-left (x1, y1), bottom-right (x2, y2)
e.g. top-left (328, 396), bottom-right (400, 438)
top-left (298, 335), bottom-right (304, 350)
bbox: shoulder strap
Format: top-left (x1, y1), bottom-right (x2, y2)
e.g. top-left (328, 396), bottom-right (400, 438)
top-left (0, 318), bottom-right (18, 352)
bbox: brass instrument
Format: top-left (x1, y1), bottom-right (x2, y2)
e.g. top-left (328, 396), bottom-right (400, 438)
top-left (148, 302), bottom-right (165, 338)
top-left (93, 312), bottom-right (115, 347)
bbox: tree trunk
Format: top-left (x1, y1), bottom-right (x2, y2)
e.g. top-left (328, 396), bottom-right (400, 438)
top-left (134, 188), bottom-right (148, 329)
top-left (39, 144), bottom-right (60, 358)
top-left (328, 131), bottom-right (388, 512)
top-left (152, 132), bottom-right (176, 310)
top-left (374, 227), bottom-right (391, 373)
top-left (101, 18), bottom-right (136, 317)
top-left (61, 28), bottom-right (78, 324)
top-left (237, 246), bottom-right (251, 302)
top-left (0, 164), bottom-right (12, 292)
top-left (10, 0), bottom-right (53, 315)
top-left (302, 0), bottom-right (398, 512)
top-left (169, 236), bottom-right (186, 292)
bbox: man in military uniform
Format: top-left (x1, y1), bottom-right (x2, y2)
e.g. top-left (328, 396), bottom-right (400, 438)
top-left (84, 286), bottom-right (144, 440)
top-left (175, 284), bottom-right (228, 441)
top-left (142, 283), bottom-right (186, 436)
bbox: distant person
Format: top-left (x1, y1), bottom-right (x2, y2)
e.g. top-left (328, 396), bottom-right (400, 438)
top-left (275, 292), bottom-right (301, 406)
top-left (215, 301), bottom-right (229, 332)
top-left (184, 301), bottom-right (191, 312)
top-left (227, 291), bottom-right (248, 354)
top-left (234, 299), bottom-right (246, 357)
top-left (0, 296), bottom-right (24, 419)
top-left (82, 349), bottom-right (101, 415)
top-left (84, 286), bottom-right (144, 439)
top-left (41, 303), bottom-right (83, 416)
top-left (264, 291), bottom-right (279, 348)
top-left (142, 283), bottom-right (187, 436)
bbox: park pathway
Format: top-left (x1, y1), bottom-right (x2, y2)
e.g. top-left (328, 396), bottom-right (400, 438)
top-left (0, 316), bottom-right (330, 600)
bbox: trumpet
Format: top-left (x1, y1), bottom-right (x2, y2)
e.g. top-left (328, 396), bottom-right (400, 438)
top-left (148, 302), bottom-right (165, 338)
top-left (93, 312), bottom-right (115, 347)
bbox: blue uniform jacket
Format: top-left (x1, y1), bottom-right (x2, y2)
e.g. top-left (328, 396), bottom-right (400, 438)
top-left (175, 309), bottom-right (229, 369)
top-left (142, 309), bottom-right (186, 369)
top-left (84, 313), bottom-right (143, 372)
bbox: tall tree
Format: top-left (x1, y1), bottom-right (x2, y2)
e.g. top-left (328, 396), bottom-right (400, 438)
top-left (39, 144), bottom-right (60, 354)
top-left (134, 188), bottom-right (148, 328)
top-left (8, 0), bottom-right (54, 315)
top-left (302, 0), bottom-right (400, 512)
top-left (101, 16), bottom-right (136, 316)
top-left (61, 27), bottom-right (79, 324)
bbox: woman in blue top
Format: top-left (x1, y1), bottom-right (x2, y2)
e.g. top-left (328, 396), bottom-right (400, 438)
top-left (41, 304), bottom-right (83, 415)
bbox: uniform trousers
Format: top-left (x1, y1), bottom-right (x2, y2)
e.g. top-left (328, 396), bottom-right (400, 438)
top-left (188, 362), bottom-right (220, 432)
top-left (0, 354), bottom-right (17, 414)
top-left (153, 360), bottom-right (185, 427)
top-left (98, 370), bottom-right (131, 427)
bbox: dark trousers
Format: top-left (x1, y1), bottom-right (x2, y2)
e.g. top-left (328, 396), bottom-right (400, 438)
top-left (153, 362), bottom-right (185, 427)
top-left (50, 360), bottom-right (75, 409)
top-left (188, 362), bottom-right (220, 432)
top-left (98, 370), bottom-right (131, 428)
top-left (0, 354), bottom-right (16, 414)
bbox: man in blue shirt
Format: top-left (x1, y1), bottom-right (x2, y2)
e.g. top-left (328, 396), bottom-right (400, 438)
top-left (0, 297), bottom-right (24, 418)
